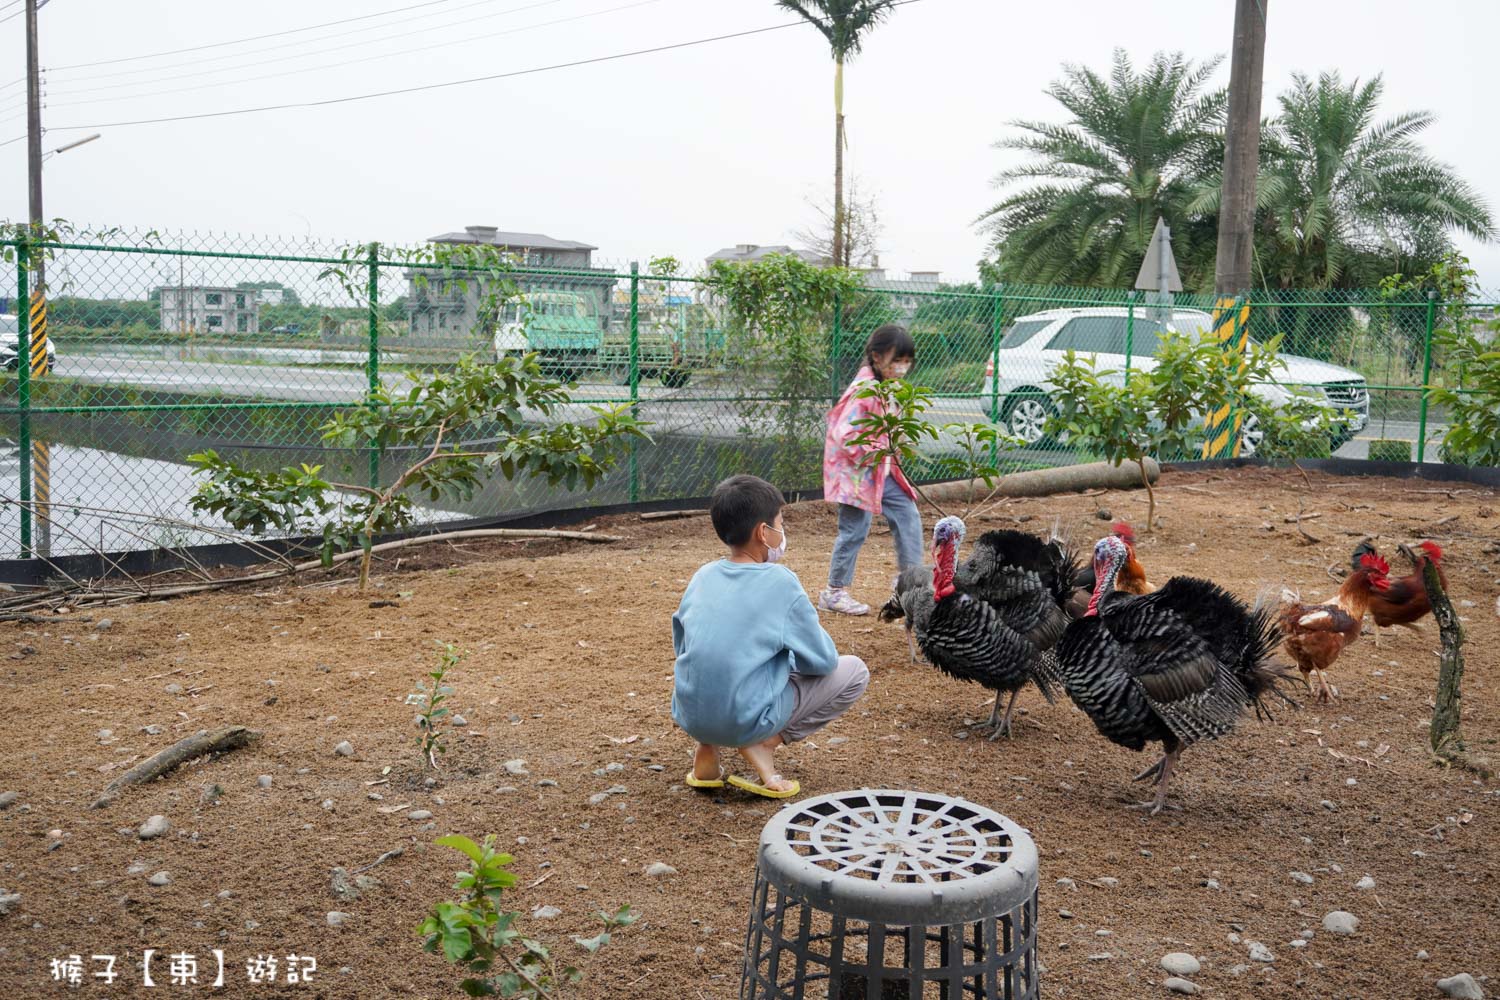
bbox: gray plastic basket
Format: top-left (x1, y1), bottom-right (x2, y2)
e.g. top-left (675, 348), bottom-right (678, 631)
top-left (739, 789), bottom-right (1039, 999)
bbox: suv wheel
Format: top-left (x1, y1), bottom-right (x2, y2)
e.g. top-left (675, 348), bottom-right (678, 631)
top-left (1236, 413), bottom-right (1264, 457)
top-left (1002, 391), bottom-right (1054, 446)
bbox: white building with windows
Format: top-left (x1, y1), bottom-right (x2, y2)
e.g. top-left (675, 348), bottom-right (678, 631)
top-left (158, 286), bottom-right (260, 335)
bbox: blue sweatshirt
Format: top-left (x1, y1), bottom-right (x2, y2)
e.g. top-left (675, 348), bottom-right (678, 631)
top-left (671, 560), bottom-right (839, 748)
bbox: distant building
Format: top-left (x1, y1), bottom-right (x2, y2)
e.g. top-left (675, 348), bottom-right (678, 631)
top-left (859, 268), bottom-right (943, 321)
top-left (705, 243), bottom-right (828, 268)
top-left (406, 225), bottom-right (616, 341)
top-left (158, 286), bottom-right (260, 335)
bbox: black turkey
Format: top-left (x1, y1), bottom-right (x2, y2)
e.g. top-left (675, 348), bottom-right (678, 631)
top-left (1057, 533), bottom-right (1291, 814)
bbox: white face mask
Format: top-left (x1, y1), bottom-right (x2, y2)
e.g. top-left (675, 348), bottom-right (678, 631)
top-left (764, 523), bottom-right (787, 564)
top-left (888, 361), bottom-right (912, 379)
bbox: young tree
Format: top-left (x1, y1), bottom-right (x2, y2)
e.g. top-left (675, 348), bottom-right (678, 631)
top-left (188, 355), bottom-right (647, 589)
top-left (1046, 330), bottom-right (1301, 529)
top-left (705, 252), bottom-right (864, 486)
top-left (793, 175), bottom-right (883, 268)
top-left (776, 0), bottom-right (900, 268)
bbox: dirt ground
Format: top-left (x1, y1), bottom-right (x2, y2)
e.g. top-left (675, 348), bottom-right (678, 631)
top-left (2, 466), bottom-right (1497, 999)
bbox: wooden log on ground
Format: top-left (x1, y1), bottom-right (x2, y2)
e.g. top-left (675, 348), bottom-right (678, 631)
top-left (91, 726), bottom-right (260, 808)
top-left (640, 509), bottom-right (708, 521)
top-left (1422, 561), bottom-right (1492, 777)
top-left (919, 459), bottom-right (1161, 506)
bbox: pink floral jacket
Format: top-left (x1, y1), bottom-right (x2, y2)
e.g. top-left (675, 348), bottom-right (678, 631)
top-left (822, 366), bottom-right (917, 514)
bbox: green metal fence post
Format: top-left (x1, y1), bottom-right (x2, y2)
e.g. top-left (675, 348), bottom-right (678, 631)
top-left (830, 291), bottom-right (843, 405)
top-left (1124, 290), bottom-right (1137, 383)
top-left (366, 242), bottom-right (381, 491)
top-left (1416, 290), bottom-right (1438, 464)
top-left (628, 262), bottom-right (640, 503)
top-left (988, 285), bottom-right (1004, 465)
top-left (14, 238), bottom-right (31, 556)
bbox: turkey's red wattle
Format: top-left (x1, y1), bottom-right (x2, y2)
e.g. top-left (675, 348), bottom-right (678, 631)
top-left (933, 540), bottom-right (957, 600)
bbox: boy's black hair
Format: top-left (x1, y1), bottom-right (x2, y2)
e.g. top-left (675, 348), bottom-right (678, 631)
top-left (710, 474), bottom-right (784, 547)
top-left (864, 323), bottom-right (917, 370)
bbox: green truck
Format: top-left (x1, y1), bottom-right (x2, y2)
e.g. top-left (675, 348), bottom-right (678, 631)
top-left (492, 290), bottom-right (722, 387)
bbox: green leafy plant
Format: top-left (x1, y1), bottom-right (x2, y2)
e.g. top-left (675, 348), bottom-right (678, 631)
top-left (845, 377), bottom-right (1025, 516)
top-left (1047, 330), bottom-right (1296, 529)
top-left (1366, 439), bottom-right (1413, 463)
top-left (408, 642), bottom-right (464, 769)
top-left (418, 834), bottom-right (636, 998)
top-left (189, 354), bottom-right (648, 589)
top-left (704, 253), bottom-right (864, 486)
top-left (1238, 389), bottom-right (1345, 486)
top-left (1381, 252), bottom-right (1500, 466)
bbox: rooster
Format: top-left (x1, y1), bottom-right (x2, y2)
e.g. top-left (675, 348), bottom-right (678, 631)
top-left (879, 565), bottom-right (935, 663)
top-left (1357, 540), bottom-right (1447, 646)
top-left (1278, 550), bottom-right (1391, 702)
top-left (1069, 521), bottom-right (1152, 614)
top-left (1056, 534), bottom-right (1291, 814)
top-left (921, 516), bottom-right (1069, 739)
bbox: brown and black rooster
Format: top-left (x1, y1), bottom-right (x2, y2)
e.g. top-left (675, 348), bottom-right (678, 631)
top-left (1278, 549), bottom-right (1391, 702)
top-left (1356, 540), bottom-right (1448, 646)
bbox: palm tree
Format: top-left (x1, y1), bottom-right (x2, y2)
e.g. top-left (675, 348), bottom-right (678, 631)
top-left (1219, 72), bottom-right (1494, 290)
top-left (776, 0), bottom-right (898, 268)
top-left (978, 50), bottom-right (1227, 287)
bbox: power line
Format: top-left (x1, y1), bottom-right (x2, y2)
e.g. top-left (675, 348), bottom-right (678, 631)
top-left (20, 0), bottom-right (923, 140)
top-left (6, 0), bottom-right (563, 91)
top-left (54, 0), bottom-right (465, 70)
top-left (45, 0), bottom-right (662, 109)
top-left (42, 4), bottom-right (924, 134)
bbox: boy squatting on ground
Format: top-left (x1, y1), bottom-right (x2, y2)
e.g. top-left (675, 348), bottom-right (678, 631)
top-left (670, 475), bottom-right (870, 798)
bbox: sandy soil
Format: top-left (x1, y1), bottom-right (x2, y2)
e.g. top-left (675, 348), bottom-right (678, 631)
top-left (1, 466), bottom-right (1497, 999)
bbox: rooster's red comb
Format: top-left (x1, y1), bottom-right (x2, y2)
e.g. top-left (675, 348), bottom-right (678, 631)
top-left (1418, 540), bottom-right (1444, 562)
top-left (1111, 521), bottom-right (1136, 544)
top-left (1359, 552), bottom-right (1390, 577)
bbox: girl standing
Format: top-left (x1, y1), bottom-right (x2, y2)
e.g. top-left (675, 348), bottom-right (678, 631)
top-left (818, 325), bottom-right (924, 615)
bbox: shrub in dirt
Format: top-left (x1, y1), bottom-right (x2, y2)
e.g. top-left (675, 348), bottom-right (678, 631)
top-left (1047, 330), bottom-right (1306, 529)
top-left (1366, 439), bottom-right (1413, 463)
top-left (419, 834), bottom-right (636, 998)
top-left (845, 377), bottom-right (1025, 517)
top-left (188, 354), bottom-right (648, 589)
top-left (408, 642), bottom-right (463, 769)
top-left (703, 252), bottom-right (865, 488)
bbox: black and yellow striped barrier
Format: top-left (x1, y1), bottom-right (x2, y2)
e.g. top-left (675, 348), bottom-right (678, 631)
top-left (28, 289), bottom-right (50, 376)
top-left (28, 290), bottom-right (52, 555)
top-left (1200, 296), bottom-right (1250, 458)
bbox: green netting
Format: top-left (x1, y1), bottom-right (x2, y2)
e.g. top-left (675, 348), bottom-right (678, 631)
top-left (0, 228), bottom-right (1495, 560)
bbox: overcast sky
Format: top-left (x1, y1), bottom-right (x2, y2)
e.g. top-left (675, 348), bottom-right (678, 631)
top-left (1, 0), bottom-right (1495, 290)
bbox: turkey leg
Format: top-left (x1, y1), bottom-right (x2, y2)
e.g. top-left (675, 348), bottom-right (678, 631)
top-left (988, 690), bottom-right (1022, 741)
top-left (1127, 747), bottom-right (1182, 815)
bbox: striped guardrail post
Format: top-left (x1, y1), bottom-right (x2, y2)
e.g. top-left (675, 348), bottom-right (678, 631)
top-left (1200, 295), bottom-right (1250, 459)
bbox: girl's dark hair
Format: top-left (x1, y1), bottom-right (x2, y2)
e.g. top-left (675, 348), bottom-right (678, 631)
top-left (864, 324), bottom-right (916, 370)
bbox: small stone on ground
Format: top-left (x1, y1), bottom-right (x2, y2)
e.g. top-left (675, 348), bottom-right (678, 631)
top-left (1436, 973), bottom-right (1484, 999)
top-left (1160, 953), bottom-right (1201, 977)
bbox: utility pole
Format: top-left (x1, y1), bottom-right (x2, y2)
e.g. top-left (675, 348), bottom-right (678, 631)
top-left (26, 0), bottom-right (44, 278)
top-left (1213, 0), bottom-right (1267, 295)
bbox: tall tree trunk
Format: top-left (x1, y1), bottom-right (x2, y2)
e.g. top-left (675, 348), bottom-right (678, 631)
top-left (833, 56), bottom-right (846, 269)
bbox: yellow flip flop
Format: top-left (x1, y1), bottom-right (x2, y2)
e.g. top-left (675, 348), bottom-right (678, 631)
top-left (727, 774), bottom-right (801, 799)
top-left (684, 768), bottom-right (726, 791)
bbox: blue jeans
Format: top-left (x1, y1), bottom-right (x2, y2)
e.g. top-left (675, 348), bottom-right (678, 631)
top-left (828, 476), bottom-right (924, 589)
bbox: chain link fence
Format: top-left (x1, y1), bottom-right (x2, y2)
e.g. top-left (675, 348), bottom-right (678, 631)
top-left (2, 228), bottom-right (1496, 561)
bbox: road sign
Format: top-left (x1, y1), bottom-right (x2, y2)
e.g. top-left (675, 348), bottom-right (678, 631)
top-left (1134, 218), bottom-right (1183, 294)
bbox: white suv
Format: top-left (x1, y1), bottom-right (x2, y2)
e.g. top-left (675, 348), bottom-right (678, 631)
top-left (0, 314), bottom-right (55, 373)
top-left (979, 307), bottom-right (1369, 455)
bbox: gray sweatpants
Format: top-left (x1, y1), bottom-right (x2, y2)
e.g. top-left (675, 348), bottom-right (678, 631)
top-left (781, 655), bottom-right (870, 743)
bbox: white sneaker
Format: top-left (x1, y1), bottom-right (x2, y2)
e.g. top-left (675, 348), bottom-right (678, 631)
top-left (818, 588), bottom-right (870, 616)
